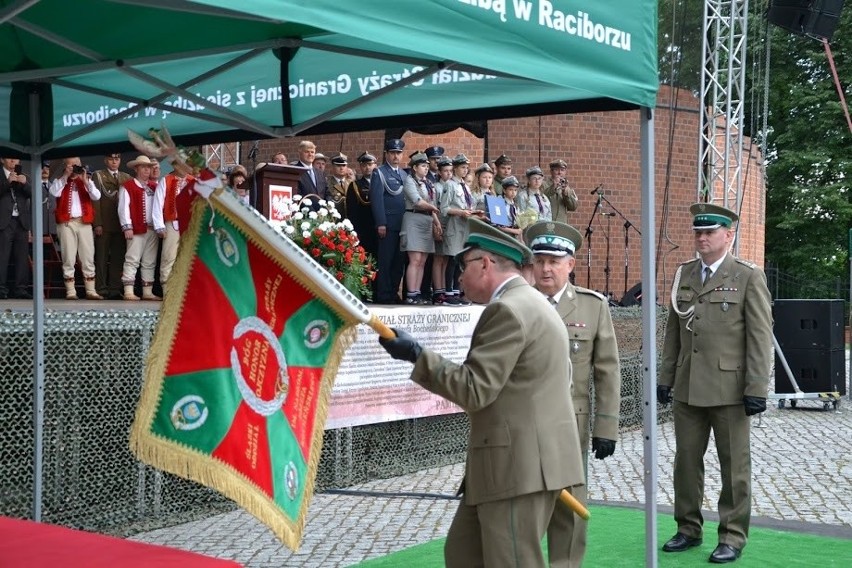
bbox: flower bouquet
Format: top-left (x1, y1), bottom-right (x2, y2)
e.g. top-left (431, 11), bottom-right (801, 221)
top-left (276, 196), bottom-right (376, 300)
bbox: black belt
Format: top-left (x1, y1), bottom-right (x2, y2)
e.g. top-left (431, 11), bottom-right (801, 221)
top-left (406, 209), bottom-right (431, 216)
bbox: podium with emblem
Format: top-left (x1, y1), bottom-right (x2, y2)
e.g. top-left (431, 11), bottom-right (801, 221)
top-left (254, 163), bottom-right (304, 222)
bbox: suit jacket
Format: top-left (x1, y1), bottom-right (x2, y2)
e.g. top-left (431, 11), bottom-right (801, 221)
top-left (660, 254), bottom-right (773, 406)
top-left (0, 171), bottom-right (31, 231)
top-left (557, 283), bottom-right (621, 441)
top-left (369, 163), bottom-right (407, 231)
top-left (291, 160), bottom-right (328, 200)
top-left (411, 277), bottom-right (585, 505)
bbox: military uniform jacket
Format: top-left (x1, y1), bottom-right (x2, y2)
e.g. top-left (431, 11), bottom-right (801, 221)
top-left (326, 176), bottom-right (355, 217)
top-left (660, 254), bottom-right (773, 406)
top-left (369, 163), bottom-right (407, 231)
top-left (558, 283), bottom-right (621, 441)
top-left (411, 277), bottom-right (585, 505)
top-left (542, 179), bottom-right (579, 224)
top-left (92, 169), bottom-right (131, 232)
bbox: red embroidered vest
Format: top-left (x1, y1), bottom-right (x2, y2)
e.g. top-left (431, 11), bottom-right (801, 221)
top-left (123, 179), bottom-right (149, 235)
top-left (175, 180), bottom-right (200, 235)
top-left (163, 174), bottom-right (195, 222)
top-left (55, 178), bottom-right (95, 224)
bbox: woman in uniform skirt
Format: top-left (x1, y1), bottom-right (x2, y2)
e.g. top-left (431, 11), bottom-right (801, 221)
top-left (400, 152), bottom-right (442, 305)
top-left (440, 154), bottom-right (481, 304)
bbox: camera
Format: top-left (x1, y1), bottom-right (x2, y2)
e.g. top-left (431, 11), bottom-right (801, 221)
top-left (13, 165), bottom-right (22, 175)
top-left (72, 164), bottom-right (86, 175)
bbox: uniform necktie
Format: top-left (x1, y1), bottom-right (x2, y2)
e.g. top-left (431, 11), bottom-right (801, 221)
top-left (113, 172), bottom-right (119, 182)
top-left (461, 181), bottom-right (472, 208)
top-left (548, 296), bottom-right (558, 309)
top-left (534, 193), bottom-right (544, 213)
top-left (509, 204), bottom-right (516, 225)
top-left (702, 266), bottom-right (712, 284)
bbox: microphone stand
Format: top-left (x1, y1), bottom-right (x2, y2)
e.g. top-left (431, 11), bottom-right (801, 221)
top-left (598, 193), bottom-right (641, 300)
top-left (601, 194), bottom-right (613, 300)
top-left (584, 191), bottom-right (602, 289)
top-left (248, 140), bottom-right (259, 209)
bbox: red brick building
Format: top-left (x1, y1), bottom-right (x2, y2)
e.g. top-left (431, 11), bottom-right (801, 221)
top-left (235, 85), bottom-right (766, 304)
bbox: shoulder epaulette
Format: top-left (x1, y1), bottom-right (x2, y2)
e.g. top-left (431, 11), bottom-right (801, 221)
top-left (734, 258), bottom-right (757, 269)
top-left (574, 286), bottom-right (607, 302)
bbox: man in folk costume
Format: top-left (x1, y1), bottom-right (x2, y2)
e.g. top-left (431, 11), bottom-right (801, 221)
top-left (118, 155), bottom-right (160, 301)
top-left (92, 152), bottom-right (132, 299)
top-left (49, 157), bottom-right (103, 300)
top-left (152, 168), bottom-right (196, 292)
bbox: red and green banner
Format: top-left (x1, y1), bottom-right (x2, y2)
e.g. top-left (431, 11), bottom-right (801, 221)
top-left (130, 196), bottom-right (359, 549)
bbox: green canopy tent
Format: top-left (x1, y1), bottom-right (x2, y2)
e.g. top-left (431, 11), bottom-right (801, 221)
top-left (0, 0), bottom-right (662, 564)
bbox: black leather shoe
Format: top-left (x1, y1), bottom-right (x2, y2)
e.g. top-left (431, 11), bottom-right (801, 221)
top-left (662, 533), bottom-right (703, 552)
top-left (709, 544), bottom-right (741, 563)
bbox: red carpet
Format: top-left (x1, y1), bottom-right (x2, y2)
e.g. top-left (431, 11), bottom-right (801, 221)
top-left (0, 516), bottom-right (242, 567)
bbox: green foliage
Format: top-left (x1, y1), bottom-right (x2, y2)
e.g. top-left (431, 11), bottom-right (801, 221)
top-left (764, 9), bottom-right (852, 291)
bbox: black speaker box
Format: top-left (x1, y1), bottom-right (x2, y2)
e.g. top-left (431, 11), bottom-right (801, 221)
top-left (767, 0), bottom-right (846, 41)
top-left (775, 348), bottom-right (846, 394)
top-left (773, 299), bottom-right (844, 351)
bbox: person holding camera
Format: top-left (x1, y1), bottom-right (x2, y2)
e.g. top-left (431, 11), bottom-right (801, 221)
top-left (542, 159), bottom-right (579, 224)
top-left (49, 157), bottom-right (102, 300)
top-left (0, 157), bottom-right (32, 299)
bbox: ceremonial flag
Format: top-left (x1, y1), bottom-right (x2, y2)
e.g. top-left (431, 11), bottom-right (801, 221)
top-left (130, 188), bottom-right (383, 550)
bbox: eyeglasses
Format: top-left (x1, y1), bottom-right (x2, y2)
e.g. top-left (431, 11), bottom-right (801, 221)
top-left (459, 255), bottom-right (486, 273)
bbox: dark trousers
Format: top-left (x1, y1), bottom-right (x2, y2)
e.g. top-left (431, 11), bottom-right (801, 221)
top-left (375, 229), bottom-right (404, 303)
top-left (94, 230), bottom-right (126, 297)
top-left (0, 218), bottom-right (30, 295)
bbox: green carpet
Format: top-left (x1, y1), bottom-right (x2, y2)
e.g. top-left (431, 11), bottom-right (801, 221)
top-left (352, 505), bottom-right (852, 567)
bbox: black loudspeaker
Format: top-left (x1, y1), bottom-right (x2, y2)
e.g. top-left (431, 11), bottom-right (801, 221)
top-left (775, 348), bottom-right (846, 394)
top-left (767, 0), bottom-right (846, 41)
top-left (620, 282), bottom-right (642, 307)
top-left (773, 299), bottom-right (845, 350)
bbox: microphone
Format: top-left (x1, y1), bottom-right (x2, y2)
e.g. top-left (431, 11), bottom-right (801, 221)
top-left (590, 183), bottom-right (603, 195)
top-left (248, 141), bottom-right (259, 160)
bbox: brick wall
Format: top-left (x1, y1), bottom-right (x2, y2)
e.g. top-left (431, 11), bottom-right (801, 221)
top-left (238, 85), bottom-right (766, 304)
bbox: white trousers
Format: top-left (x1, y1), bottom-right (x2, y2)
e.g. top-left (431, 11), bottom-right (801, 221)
top-left (159, 224), bottom-right (180, 284)
top-left (122, 229), bottom-right (159, 284)
top-left (56, 218), bottom-right (95, 279)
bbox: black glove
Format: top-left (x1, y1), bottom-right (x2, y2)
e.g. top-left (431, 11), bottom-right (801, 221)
top-left (591, 437), bottom-right (616, 460)
top-left (378, 327), bottom-right (423, 364)
top-left (657, 385), bottom-right (673, 405)
top-left (743, 396), bottom-right (767, 416)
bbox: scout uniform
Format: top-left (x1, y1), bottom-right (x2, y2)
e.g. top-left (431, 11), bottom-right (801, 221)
top-left (659, 203), bottom-right (773, 563)
top-left (525, 220), bottom-right (621, 568)
top-left (492, 153), bottom-right (512, 196)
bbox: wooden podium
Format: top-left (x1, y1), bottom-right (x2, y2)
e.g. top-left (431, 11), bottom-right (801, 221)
top-left (253, 163), bottom-right (305, 222)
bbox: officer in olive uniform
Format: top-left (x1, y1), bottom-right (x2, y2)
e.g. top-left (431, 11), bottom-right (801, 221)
top-left (493, 154), bottom-right (512, 195)
top-left (658, 203), bottom-right (772, 564)
top-left (542, 159), bottom-right (579, 224)
top-left (326, 152), bottom-right (355, 216)
top-left (349, 152), bottom-right (378, 264)
top-left (526, 220), bottom-right (621, 568)
top-left (370, 138), bottom-right (408, 304)
top-left (92, 153), bottom-right (132, 299)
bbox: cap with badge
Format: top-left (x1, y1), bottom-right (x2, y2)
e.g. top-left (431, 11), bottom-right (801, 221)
top-left (501, 175), bottom-right (520, 189)
top-left (436, 156), bottom-right (453, 168)
top-left (549, 159), bottom-right (568, 170)
top-left (690, 202), bottom-right (738, 230)
top-left (424, 146), bottom-right (445, 159)
top-left (525, 166), bottom-right (544, 178)
top-left (357, 151), bottom-right (376, 164)
top-left (384, 138), bottom-right (405, 152)
top-left (457, 217), bottom-right (533, 266)
top-left (330, 152), bottom-right (348, 166)
top-left (474, 163), bottom-right (493, 175)
top-left (408, 152), bottom-right (428, 167)
top-left (451, 153), bottom-right (470, 166)
top-left (494, 154), bottom-right (512, 166)
top-left (524, 220), bottom-right (583, 258)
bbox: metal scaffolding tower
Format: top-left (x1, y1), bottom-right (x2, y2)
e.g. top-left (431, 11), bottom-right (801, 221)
top-left (698, 0), bottom-right (749, 252)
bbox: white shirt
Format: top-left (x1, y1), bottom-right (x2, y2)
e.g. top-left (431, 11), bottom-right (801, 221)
top-left (49, 175), bottom-right (101, 218)
top-left (549, 282), bottom-right (571, 305)
top-left (152, 174), bottom-right (186, 232)
top-left (701, 253), bottom-right (727, 283)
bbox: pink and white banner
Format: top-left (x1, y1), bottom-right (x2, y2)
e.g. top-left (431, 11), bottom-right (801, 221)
top-left (327, 305), bottom-right (483, 429)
